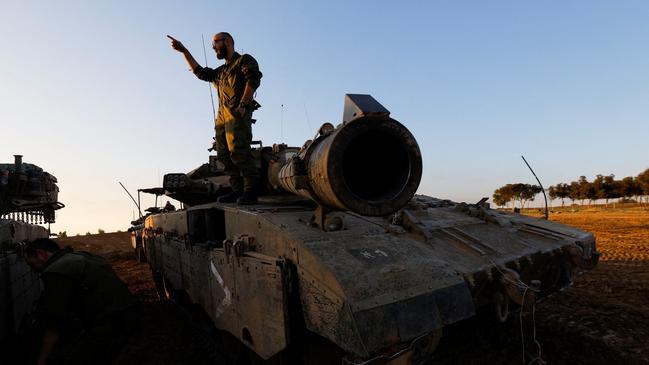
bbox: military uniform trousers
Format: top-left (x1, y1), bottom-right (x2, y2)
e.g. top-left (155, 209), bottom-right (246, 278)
top-left (214, 110), bottom-right (259, 192)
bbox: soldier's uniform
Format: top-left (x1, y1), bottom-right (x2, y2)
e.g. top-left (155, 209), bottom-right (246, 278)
top-left (193, 52), bottom-right (263, 193)
top-left (35, 247), bottom-right (137, 365)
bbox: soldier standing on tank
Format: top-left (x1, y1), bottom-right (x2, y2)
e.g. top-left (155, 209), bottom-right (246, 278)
top-left (23, 238), bottom-right (138, 365)
top-left (168, 32), bottom-right (263, 205)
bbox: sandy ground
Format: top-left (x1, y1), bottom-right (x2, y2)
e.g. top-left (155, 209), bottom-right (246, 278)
top-left (54, 206), bottom-right (649, 364)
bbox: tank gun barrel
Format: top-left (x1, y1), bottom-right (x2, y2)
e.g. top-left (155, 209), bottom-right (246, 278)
top-left (268, 94), bottom-right (423, 216)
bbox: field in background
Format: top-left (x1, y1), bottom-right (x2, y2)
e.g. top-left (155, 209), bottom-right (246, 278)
top-left (54, 206), bottom-right (649, 364)
top-left (525, 204), bottom-right (649, 261)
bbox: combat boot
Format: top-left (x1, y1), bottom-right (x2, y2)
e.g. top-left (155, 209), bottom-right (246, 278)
top-left (217, 191), bottom-right (242, 203)
top-left (237, 190), bottom-right (258, 205)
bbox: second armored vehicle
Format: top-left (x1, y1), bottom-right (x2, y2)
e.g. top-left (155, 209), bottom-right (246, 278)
top-left (1, 155), bottom-right (63, 353)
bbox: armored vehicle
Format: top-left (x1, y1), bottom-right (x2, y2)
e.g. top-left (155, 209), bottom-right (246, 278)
top-left (125, 187), bottom-right (174, 263)
top-left (142, 95), bottom-right (599, 364)
top-left (1, 155), bottom-right (63, 351)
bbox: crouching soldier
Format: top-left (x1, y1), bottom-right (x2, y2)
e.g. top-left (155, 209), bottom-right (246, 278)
top-left (23, 238), bottom-right (138, 365)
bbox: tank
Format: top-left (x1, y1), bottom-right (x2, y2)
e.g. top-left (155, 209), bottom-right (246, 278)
top-left (141, 95), bottom-right (599, 364)
top-left (0, 155), bottom-right (63, 350)
top-left (127, 188), bottom-right (174, 263)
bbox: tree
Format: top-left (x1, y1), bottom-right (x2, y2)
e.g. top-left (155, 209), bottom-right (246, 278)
top-left (493, 184), bottom-right (515, 208)
top-left (638, 168), bottom-right (649, 205)
top-left (510, 183), bottom-right (542, 210)
top-left (98, 228), bottom-right (106, 234)
top-left (577, 176), bottom-right (594, 205)
top-left (555, 183), bottom-right (571, 207)
top-left (619, 176), bottom-right (642, 202)
top-left (492, 191), bottom-right (508, 208)
top-left (568, 181), bottom-right (580, 205)
top-left (548, 185), bottom-right (557, 207)
top-left (594, 174), bottom-right (621, 206)
top-left (592, 174), bottom-right (606, 203)
top-left (58, 231), bottom-right (67, 238)
top-left (603, 175), bottom-right (621, 206)
top-left (549, 183), bottom-right (572, 208)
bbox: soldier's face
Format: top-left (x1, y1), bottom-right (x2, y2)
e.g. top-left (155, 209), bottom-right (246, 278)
top-left (24, 249), bottom-right (50, 272)
top-left (212, 37), bottom-right (228, 60)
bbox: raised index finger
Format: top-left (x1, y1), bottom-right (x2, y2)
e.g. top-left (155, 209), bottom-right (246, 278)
top-left (166, 35), bottom-right (177, 41)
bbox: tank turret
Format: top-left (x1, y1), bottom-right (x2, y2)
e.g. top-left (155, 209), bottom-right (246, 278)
top-left (0, 155), bottom-right (64, 223)
top-left (158, 94), bottom-right (422, 217)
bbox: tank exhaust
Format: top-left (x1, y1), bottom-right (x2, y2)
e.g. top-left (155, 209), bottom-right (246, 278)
top-left (14, 155), bottom-right (23, 172)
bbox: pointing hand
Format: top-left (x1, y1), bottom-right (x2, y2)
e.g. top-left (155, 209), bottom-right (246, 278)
top-left (167, 35), bottom-right (186, 52)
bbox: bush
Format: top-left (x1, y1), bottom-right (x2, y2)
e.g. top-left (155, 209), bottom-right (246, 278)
top-left (85, 232), bottom-right (91, 236)
top-left (98, 228), bottom-right (106, 234)
top-left (58, 231), bottom-right (67, 238)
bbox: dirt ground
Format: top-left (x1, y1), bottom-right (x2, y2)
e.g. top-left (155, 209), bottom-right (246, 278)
top-left (55, 206), bottom-right (649, 364)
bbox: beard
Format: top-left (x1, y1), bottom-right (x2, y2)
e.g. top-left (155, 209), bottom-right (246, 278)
top-left (215, 44), bottom-right (229, 60)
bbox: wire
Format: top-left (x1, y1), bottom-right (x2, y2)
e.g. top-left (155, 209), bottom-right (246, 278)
top-left (201, 34), bottom-right (217, 121)
top-left (303, 102), bottom-right (313, 132)
top-left (520, 287), bottom-right (527, 364)
top-left (484, 255), bottom-right (544, 364)
top-left (526, 303), bottom-right (546, 365)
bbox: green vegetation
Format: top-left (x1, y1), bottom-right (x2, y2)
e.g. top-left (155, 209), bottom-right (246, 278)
top-left (494, 168), bottom-right (649, 208)
top-left (493, 183), bottom-right (542, 209)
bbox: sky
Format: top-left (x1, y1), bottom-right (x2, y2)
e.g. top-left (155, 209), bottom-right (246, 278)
top-left (1, 1), bottom-right (648, 234)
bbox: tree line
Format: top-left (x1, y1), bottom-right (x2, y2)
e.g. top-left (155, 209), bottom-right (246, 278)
top-left (493, 168), bottom-right (649, 209)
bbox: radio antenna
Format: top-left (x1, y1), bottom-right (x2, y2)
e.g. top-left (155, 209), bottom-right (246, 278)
top-left (201, 34), bottom-right (217, 121)
top-left (521, 156), bottom-right (548, 220)
top-left (281, 104), bottom-right (285, 142)
top-left (303, 102), bottom-right (313, 133)
top-left (119, 182), bottom-right (143, 218)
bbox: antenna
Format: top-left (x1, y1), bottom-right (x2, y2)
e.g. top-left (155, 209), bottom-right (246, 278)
top-left (119, 182), bottom-right (143, 218)
top-left (521, 156), bottom-right (548, 220)
top-left (281, 104), bottom-right (285, 142)
top-left (201, 34), bottom-right (217, 121)
top-left (303, 102), bottom-right (313, 133)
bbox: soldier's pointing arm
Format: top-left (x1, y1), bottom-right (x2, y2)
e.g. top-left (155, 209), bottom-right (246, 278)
top-left (167, 34), bottom-right (216, 81)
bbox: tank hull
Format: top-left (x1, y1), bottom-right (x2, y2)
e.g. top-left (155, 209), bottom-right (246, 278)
top-left (143, 195), bottom-right (598, 363)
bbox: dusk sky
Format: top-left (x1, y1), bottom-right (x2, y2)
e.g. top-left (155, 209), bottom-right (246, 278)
top-left (2, 1), bottom-right (648, 234)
